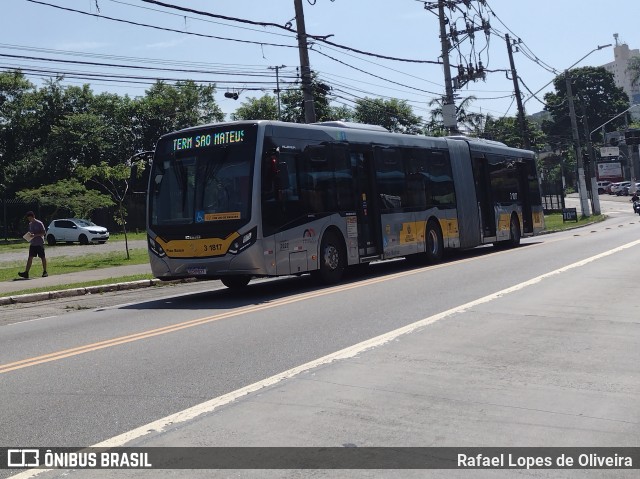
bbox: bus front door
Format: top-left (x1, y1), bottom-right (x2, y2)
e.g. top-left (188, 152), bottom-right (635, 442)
top-left (352, 148), bottom-right (381, 258)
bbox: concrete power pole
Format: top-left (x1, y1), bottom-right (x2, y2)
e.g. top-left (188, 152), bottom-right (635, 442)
top-left (269, 65), bottom-right (286, 121)
top-left (293, 0), bottom-right (316, 124)
top-left (437, 0), bottom-right (457, 132)
top-left (565, 72), bottom-right (591, 217)
top-left (505, 34), bottom-right (530, 150)
top-left (582, 111), bottom-right (601, 215)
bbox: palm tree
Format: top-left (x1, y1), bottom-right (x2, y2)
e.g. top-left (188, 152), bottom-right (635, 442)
top-left (427, 96), bottom-right (485, 135)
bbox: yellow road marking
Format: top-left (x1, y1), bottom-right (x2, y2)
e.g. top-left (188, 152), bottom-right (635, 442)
top-left (0, 235), bottom-right (579, 374)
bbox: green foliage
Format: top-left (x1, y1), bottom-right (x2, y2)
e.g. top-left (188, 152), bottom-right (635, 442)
top-left (231, 94), bottom-right (279, 120)
top-left (354, 97), bottom-right (422, 134)
top-left (482, 115), bottom-right (547, 150)
top-left (75, 160), bottom-right (146, 259)
top-left (542, 67), bottom-right (629, 147)
top-left (0, 249), bottom-right (150, 284)
top-left (628, 56), bottom-right (640, 88)
top-left (16, 179), bottom-right (113, 219)
top-left (132, 80), bottom-right (224, 151)
top-left (427, 96), bottom-right (483, 135)
top-left (0, 72), bottom-right (225, 194)
top-left (280, 74), bottom-right (334, 123)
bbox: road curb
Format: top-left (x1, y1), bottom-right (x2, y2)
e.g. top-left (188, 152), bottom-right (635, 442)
top-left (0, 278), bottom-right (197, 306)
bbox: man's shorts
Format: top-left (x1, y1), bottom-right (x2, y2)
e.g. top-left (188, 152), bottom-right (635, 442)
top-left (28, 245), bottom-right (46, 258)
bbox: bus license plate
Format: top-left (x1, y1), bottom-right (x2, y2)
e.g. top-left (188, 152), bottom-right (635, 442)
top-left (187, 267), bottom-right (207, 275)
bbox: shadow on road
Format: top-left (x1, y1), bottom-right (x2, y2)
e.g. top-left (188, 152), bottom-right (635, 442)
top-left (121, 242), bottom-right (540, 312)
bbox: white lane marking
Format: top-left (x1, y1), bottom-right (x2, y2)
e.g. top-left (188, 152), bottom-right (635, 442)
top-left (10, 238), bottom-right (640, 478)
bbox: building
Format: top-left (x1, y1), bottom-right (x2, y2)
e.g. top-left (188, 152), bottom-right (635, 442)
top-left (602, 34), bottom-right (640, 120)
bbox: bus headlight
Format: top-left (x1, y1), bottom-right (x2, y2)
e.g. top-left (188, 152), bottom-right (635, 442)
top-left (228, 227), bottom-right (257, 255)
top-left (148, 235), bottom-right (166, 258)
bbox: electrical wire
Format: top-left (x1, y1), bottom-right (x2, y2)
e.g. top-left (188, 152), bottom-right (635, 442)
top-left (25, 0), bottom-right (299, 50)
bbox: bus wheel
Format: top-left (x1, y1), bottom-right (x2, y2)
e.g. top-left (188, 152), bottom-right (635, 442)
top-left (316, 231), bottom-right (346, 284)
top-left (507, 215), bottom-right (521, 247)
top-left (495, 215), bottom-right (521, 248)
top-left (425, 220), bottom-right (444, 263)
top-left (221, 275), bottom-right (251, 289)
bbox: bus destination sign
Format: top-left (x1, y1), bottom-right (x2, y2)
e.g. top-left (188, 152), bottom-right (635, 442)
top-left (173, 130), bottom-right (245, 151)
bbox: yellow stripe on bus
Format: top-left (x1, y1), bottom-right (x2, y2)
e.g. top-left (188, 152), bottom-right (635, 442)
top-left (155, 232), bottom-right (240, 258)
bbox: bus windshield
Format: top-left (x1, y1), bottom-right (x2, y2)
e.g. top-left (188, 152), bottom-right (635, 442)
top-left (149, 126), bottom-right (256, 229)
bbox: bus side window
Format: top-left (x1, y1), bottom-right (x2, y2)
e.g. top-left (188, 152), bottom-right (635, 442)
top-left (375, 148), bottom-right (404, 211)
top-left (403, 148), bottom-right (428, 208)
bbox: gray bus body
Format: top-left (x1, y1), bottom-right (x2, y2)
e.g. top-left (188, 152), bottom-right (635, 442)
top-left (147, 120), bottom-right (544, 287)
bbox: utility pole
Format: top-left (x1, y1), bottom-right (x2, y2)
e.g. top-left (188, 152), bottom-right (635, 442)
top-left (505, 34), bottom-right (530, 150)
top-left (293, 0), bottom-right (316, 123)
top-left (437, 0), bottom-right (457, 132)
top-left (269, 65), bottom-right (286, 120)
top-left (565, 72), bottom-right (590, 217)
top-left (581, 109), bottom-right (601, 215)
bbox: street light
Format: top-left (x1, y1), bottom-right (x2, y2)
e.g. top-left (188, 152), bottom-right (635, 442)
top-left (564, 44), bottom-right (612, 218)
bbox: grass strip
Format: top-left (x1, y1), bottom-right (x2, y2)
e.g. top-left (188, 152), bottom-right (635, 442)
top-left (543, 213), bottom-right (605, 231)
top-left (0, 249), bottom-right (149, 282)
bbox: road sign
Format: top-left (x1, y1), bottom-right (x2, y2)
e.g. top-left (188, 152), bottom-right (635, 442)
top-left (599, 146), bottom-right (619, 157)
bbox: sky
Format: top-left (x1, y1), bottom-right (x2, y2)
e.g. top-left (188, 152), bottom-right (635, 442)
top-left (1, 0), bottom-right (637, 124)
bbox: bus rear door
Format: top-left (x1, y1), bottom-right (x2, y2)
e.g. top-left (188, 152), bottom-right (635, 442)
top-left (350, 146), bottom-right (382, 259)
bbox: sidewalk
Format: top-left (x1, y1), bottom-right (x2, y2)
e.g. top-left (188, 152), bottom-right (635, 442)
top-left (0, 263), bottom-right (159, 305)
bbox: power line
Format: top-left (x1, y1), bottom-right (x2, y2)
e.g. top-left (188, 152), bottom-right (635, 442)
top-left (0, 53), bottom-right (300, 80)
top-left (107, 0), bottom-right (295, 39)
top-left (138, 0), bottom-right (441, 64)
top-left (313, 49), bottom-right (442, 96)
top-left (0, 43), bottom-right (292, 72)
top-left (25, 0), bottom-right (299, 50)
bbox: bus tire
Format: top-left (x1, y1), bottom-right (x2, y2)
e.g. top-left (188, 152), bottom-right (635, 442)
top-left (221, 275), bottom-right (251, 289)
top-left (508, 214), bottom-right (521, 247)
top-left (495, 214), bottom-right (521, 249)
top-left (316, 230), bottom-right (346, 284)
top-left (425, 220), bottom-right (444, 263)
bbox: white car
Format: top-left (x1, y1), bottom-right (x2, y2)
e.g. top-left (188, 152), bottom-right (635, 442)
top-left (610, 181), bottom-right (630, 195)
top-left (46, 218), bottom-right (110, 245)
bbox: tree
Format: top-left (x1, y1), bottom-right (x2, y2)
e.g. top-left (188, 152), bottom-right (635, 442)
top-left (354, 97), bottom-right (422, 134)
top-left (481, 115), bottom-right (547, 150)
top-left (16, 179), bottom-right (113, 219)
top-left (0, 71), bottom-right (39, 192)
top-left (132, 80), bottom-right (224, 151)
top-left (628, 56), bottom-right (640, 89)
top-left (427, 96), bottom-right (484, 135)
top-left (231, 94), bottom-right (278, 120)
top-left (328, 105), bottom-right (355, 122)
top-left (542, 67), bottom-right (629, 145)
top-left (75, 159), bottom-right (146, 259)
top-left (280, 75), bottom-right (334, 123)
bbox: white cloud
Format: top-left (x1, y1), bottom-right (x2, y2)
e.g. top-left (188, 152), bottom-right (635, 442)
top-left (142, 38), bottom-right (188, 50)
top-left (56, 41), bottom-right (110, 51)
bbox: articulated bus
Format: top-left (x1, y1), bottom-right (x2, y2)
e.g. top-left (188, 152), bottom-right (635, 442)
top-left (147, 120), bottom-right (544, 288)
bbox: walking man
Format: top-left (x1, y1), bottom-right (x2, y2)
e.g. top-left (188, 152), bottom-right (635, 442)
top-left (18, 211), bottom-right (48, 278)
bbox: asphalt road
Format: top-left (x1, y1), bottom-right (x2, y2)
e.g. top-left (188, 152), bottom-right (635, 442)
top-left (1, 198), bottom-right (639, 478)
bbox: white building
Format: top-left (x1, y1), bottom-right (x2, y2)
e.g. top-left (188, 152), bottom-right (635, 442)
top-left (602, 34), bottom-right (640, 119)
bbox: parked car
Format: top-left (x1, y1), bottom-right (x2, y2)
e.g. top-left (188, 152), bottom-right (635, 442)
top-left (622, 182), bottom-right (640, 196)
top-left (610, 181), bottom-right (631, 195)
top-left (46, 218), bottom-right (110, 245)
top-left (597, 181), bottom-right (612, 194)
